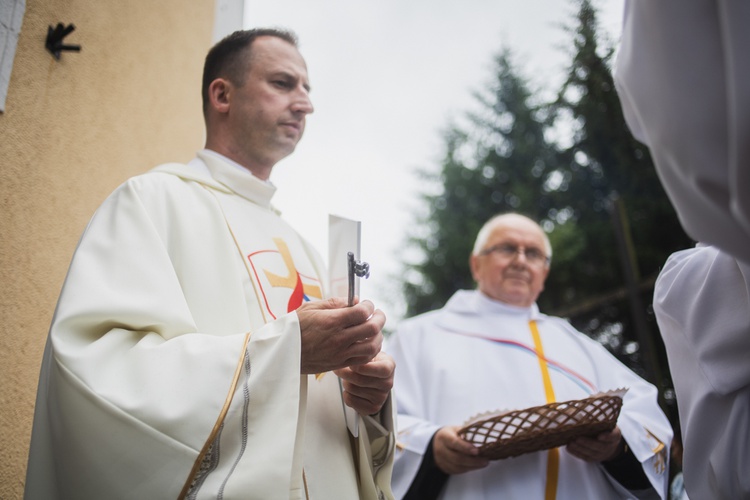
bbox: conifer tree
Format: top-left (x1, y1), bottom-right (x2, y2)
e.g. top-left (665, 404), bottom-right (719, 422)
top-left (400, 0), bottom-right (690, 403)
top-left (551, 0), bottom-right (690, 386)
top-left (402, 50), bottom-right (557, 317)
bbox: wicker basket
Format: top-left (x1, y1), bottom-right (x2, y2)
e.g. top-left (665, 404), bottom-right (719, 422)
top-left (458, 389), bottom-right (627, 460)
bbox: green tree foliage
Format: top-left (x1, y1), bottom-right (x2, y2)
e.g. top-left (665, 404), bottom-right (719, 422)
top-left (550, 0), bottom-right (690, 311)
top-left (402, 50), bottom-right (558, 315)
top-left (549, 0), bottom-right (691, 392)
top-left (401, 0), bottom-right (692, 400)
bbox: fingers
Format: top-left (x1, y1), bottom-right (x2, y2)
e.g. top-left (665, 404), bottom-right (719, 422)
top-left (566, 426), bottom-right (624, 462)
top-left (433, 426), bottom-right (489, 475)
top-left (334, 352), bottom-right (395, 415)
top-left (301, 299), bottom-right (382, 339)
top-left (298, 298), bottom-right (386, 374)
top-left (338, 387), bottom-right (388, 415)
top-left (335, 351), bottom-right (395, 383)
top-left (297, 297), bottom-right (373, 325)
top-left (296, 296), bottom-right (349, 312)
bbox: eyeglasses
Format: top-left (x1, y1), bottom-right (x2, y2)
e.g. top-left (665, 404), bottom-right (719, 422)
top-left (479, 243), bottom-right (550, 267)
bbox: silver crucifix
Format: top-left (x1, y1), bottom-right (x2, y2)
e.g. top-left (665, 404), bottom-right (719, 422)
top-left (347, 251), bottom-right (370, 306)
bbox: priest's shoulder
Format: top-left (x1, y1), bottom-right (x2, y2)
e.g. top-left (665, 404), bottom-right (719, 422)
top-left (113, 162), bottom-right (209, 199)
top-left (392, 308), bottom-right (446, 337)
top-left (538, 312), bottom-right (590, 337)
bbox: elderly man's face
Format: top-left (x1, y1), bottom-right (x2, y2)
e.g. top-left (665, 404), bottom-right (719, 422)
top-left (470, 217), bottom-right (550, 307)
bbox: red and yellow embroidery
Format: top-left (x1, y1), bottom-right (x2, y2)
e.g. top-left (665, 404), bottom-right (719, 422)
top-left (645, 428), bottom-right (667, 474)
top-left (247, 237), bottom-right (323, 319)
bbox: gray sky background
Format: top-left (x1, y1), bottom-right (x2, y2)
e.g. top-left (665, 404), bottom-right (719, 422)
top-left (244, 0), bottom-right (625, 322)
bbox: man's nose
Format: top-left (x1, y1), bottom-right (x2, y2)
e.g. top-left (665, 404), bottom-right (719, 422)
top-left (292, 89), bottom-right (314, 115)
top-left (511, 249), bottom-right (529, 265)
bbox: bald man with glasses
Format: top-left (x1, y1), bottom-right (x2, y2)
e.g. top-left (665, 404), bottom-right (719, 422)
top-left (387, 213), bottom-right (672, 500)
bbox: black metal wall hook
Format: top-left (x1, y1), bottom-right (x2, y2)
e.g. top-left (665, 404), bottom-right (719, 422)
top-left (45, 23), bottom-right (81, 60)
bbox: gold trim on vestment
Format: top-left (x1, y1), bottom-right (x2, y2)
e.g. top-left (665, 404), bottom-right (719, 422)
top-left (178, 331), bottom-right (253, 499)
top-left (645, 427), bottom-right (667, 474)
top-left (529, 320), bottom-right (560, 500)
top-left (207, 186), bottom-right (272, 324)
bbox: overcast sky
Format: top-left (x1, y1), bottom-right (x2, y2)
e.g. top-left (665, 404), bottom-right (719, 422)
top-left (243, 0), bottom-right (624, 322)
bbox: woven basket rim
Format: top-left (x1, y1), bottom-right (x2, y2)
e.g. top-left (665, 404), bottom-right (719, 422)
top-left (458, 391), bottom-right (626, 460)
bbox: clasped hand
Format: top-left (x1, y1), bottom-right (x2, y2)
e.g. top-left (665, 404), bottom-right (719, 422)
top-left (297, 297), bottom-right (394, 415)
top-left (433, 425), bottom-right (625, 475)
top-left (566, 426), bottom-right (625, 462)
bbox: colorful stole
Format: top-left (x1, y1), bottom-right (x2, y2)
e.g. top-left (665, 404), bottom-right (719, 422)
top-left (529, 320), bottom-right (559, 500)
top-left (445, 320), bottom-right (602, 500)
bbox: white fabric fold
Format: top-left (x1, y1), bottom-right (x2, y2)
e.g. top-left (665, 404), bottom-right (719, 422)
top-left (654, 245), bottom-right (750, 499)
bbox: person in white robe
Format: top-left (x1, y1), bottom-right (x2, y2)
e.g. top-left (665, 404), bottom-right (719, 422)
top-left (613, 0), bottom-right (750, 263)
top-left (614, 3), bottom-right (750, 498)
top-left (25, 29), bottom-right (396, 500)
top-left (387, 213), bottom-right (671, 499)
top-left (653, 246), bottom-right (749, 499)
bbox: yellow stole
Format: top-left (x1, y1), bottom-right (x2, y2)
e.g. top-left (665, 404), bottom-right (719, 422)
top-left (529, 320), bottom-right (559, 500)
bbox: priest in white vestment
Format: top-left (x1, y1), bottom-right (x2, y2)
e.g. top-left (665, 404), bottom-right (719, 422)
top-left (614, 2), bottom-right (750, 498)
top-left (653, 245), bottom-right (749, 499)
top-left (387, 213), bottom-right (671, 499)
top-left (614, 0), bottom-right (750, 265)
top-left (25, 29), bottom-right (395, 500)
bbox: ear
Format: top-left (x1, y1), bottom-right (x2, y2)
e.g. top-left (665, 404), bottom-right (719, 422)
top-left (469, 254), bottom-right (480, 283)
top-left (207, 78), bottom-right (231, 114)
top-left (539, 264), bottom-right (550, 292)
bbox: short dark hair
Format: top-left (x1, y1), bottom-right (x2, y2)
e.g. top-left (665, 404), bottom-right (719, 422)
top-left (201, 28), bottom-right (299, 117)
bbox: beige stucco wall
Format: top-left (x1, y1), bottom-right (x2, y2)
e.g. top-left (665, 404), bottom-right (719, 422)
top-left (0, 1), bottom-right (215, 497)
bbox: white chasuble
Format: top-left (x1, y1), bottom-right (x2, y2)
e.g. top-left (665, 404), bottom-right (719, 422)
top-left (25, 151), bottom-right (394, 500)
top-left (654, 244), bottom-right (750, 499)
top-left (387, 290), bottom-right (672, 500)
top-left (614, 0), bottom-right (750, 264)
